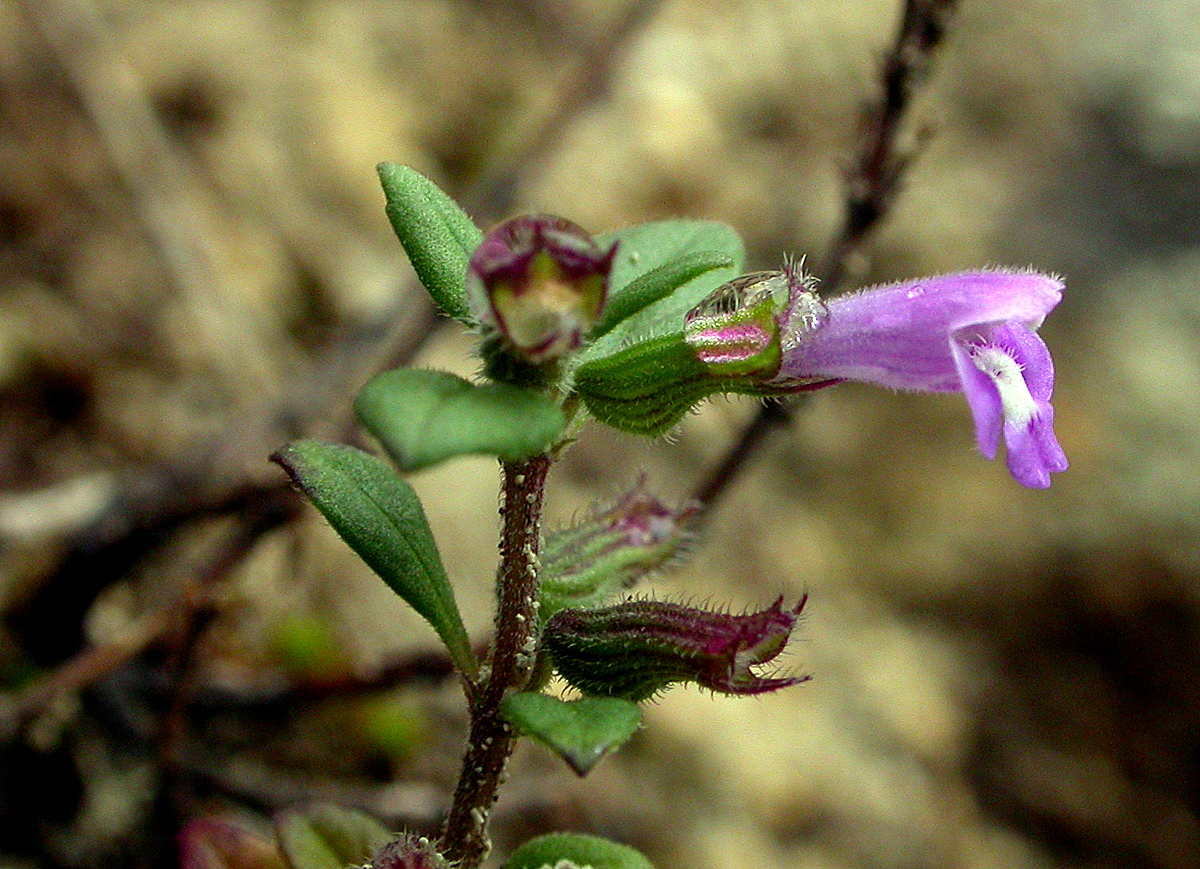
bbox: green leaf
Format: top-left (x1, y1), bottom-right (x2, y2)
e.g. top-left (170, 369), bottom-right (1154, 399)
top-left (589, 249), bottom-right (734, 339)
top-left (272, 440), bottom-right (476, 676)
top-left (377, 162), bottom-right (482, 323)
top-left (275, 805), bottom-right (392, 869)
top-left (579, 220), bottom-right (744, 367)
top-left (355, 368), bottom-right (565, 472)
top-left (500, 693), bottom-right (641, 776)
top-left (501, 833), bottom-right (654, 869)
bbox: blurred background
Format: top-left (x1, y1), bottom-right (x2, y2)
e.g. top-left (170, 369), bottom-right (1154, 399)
top-left (2, 0), bottom-right (1199, 867)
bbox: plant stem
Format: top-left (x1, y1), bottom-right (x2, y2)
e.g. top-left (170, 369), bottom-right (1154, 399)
top-left (439, 454), bottom-right (551, 868)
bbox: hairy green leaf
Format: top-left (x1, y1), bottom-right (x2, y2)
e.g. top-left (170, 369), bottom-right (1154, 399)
top-left (579, 220), bottom-right (744, 367)
top-left (590, 249), bottom-right (734, 339)
top-left (272, 440), bottom-right (475, 676)
top-left (355, 368), bottom-right (565, 472)
top-left (377, 162), bottom-right (481, 323)
top-left (502, 833), bottom-right (654, 869)
top-left (500, 693), bottom-right (641, 776)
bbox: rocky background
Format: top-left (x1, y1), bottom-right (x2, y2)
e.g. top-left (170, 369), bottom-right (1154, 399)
top-left (2, 1), bottom-right (1199, 868)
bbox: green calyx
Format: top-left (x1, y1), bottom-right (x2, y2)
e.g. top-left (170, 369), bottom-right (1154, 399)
top-left (539, 480), bottom-right (699, 618)
top-left (573, 332), bottom-right (781, 436)
top-left (543, 598), bottom-right (809, 702)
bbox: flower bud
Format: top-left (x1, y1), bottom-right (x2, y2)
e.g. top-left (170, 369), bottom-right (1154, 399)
top-left (371, 834), bottom-right (450, 869)
top-left (573, 261), bottom-right (833, 436)
top-left (540, 479), bottom-right (700, 618)
top-left (179, 818), bottom-right (284, 869)
top-left (468, 215), bottom-right (616, 367)
top-left (544, 597), bottom-right (809, 701)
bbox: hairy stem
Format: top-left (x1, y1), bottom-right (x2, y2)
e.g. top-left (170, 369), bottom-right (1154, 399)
top-left (439, 454), bottom-right (551, 868)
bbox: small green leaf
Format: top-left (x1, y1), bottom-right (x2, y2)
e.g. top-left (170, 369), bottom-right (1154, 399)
top-left (355, 368), bottom-right (565, 472)
top-left (502, 833), bottom-right (654, 869)
top-left (377, 162), bottom-right (482, 323)
top-left (272, 441), bottom-right (476, 676)
top-left (590, 250), bottom-right (734, 339)
top-left (500, 693), bottom-right (641, 776)
top-left (275, 805), bottom-right (392, 869)
top-left (579, 220), bottom-right (744, 367)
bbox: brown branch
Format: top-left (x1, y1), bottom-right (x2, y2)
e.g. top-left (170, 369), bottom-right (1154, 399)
top-left (465, 0), bottom-right (667, 222)
top-left (1, 613), bottom-right (168, 741)
top-left (818, 0), bottom-right (961, 288)
top-left (21, 0), bottom-right (282, 398)
top-left (691, 0), bottom-right (961, 509)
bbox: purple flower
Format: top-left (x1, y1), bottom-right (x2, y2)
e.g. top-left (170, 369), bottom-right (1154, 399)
top-left (771, 266), bottom-right (1068, 488)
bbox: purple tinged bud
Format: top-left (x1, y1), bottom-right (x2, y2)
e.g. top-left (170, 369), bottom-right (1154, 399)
top-left (371, 834), bottom-right (450, 869)
top-left (683, 271), bottom-right (785, 376)
top-left (540, 478), bottom-right (700, 617)
top-left (765, 266), bottom-right (1069, 488)
top-left (544, 597), bottom-right (810, 701)
top-left (179, 818), bottom-right (285, 869)
top-left (468, 215), bottom-right (616, 364)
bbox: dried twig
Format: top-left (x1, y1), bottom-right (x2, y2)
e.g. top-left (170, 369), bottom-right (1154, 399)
top-left (819, 0), bottom-right (961, 288)
top-left (690, 0), bottom-right (961, 510)
top-left (22, 0), bottom-right (283, 398)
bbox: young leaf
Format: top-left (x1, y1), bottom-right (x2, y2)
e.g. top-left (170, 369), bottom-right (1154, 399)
top-left (501, 833), bottom-right (654, 869)
top-left (272, 440), bottom-right (476, 677)
top-left (275, 804), bottom-right (392, 869)
top-left (578, 220), bottom-right (744, 367)
top-left (355, 368), bottom-right (565, 472)
top-left (500, 693), bottom-right (641, 776)
top-left (589, 249), bottom-right (734, 340)
top-left (377, 162), bottom-right (481, 324)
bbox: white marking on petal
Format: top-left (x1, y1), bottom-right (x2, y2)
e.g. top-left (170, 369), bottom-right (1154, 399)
top-left (969, 345), bottom-right (1037, 428)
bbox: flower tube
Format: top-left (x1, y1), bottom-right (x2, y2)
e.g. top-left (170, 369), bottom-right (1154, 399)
top-left (770, 266), bottom-right (1068, 488)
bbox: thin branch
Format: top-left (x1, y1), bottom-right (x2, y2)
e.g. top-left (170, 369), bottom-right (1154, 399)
top-left (22, 0), bottom-right (283, 398)
top-left (691, 0), bottom-right (960, 509)
top-left (465, 0), bottom-right (666, 221)
top-left (818, 0), bottom-right (961, 288)
top-left (1, 613), bottom-right (168, 741)
top-left (691, 401), bottom-right (793, 509)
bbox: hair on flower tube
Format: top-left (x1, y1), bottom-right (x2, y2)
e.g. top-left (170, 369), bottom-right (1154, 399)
top-left (766, 265), bottom-right (1068, 488)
